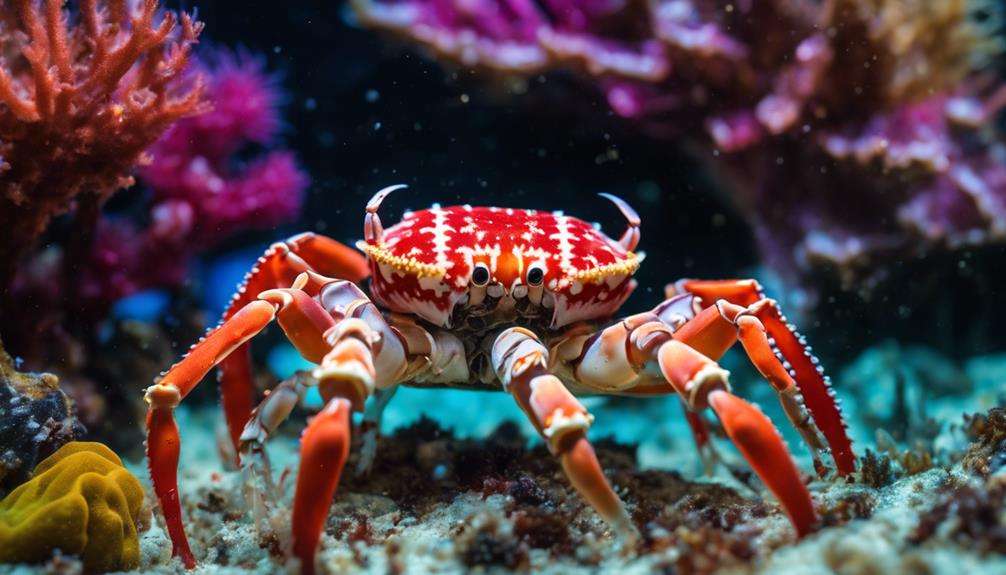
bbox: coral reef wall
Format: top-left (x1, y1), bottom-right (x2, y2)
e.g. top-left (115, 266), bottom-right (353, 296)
top-left (352, 0), bottom-right (1006, 301)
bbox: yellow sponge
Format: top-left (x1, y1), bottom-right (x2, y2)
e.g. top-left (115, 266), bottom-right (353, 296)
top-left (0, 442), bottom-right (145, 571)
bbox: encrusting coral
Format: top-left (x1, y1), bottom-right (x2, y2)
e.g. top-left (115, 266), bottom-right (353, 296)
top-left (0, 338), bottom-right (82, 496)
top-left (0, 442), bottom-right (145, 572)
top-left (0, 0), bottom-right (205, 291)
top-left (352, 0), bottom-right (1006, 300)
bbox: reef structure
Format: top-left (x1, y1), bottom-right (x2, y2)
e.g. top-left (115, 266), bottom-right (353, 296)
top-left (351, 0), bottom-right (1006, 298)
top-left (0, 3), bottom-right (307, 449)
top-left (0, 0), bottom-right (205, 291)
top-left (0, 339), bottom-right (82, 496)
top-left (0, 442), bottom-right (146, 572)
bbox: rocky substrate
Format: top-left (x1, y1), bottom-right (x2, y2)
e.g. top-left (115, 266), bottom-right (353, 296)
top-left (3, 406), bottom-right (1004, 575)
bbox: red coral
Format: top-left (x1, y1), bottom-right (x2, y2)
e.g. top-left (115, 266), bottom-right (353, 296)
top-left (0, 0), bottom-right (205, 290)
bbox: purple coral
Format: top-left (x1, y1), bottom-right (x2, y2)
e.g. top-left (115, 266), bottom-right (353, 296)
top-left (141, 51), bottom-right (306, 243)
top-left (353, 0), bottom-right (1006, 297)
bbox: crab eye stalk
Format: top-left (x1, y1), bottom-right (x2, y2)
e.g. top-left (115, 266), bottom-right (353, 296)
top-left (527, 265), bottom-right (545, 287)
top-left (471, 263), bottom-right (491, 287)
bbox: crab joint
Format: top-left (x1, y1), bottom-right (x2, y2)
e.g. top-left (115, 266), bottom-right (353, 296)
top-left (657, 339), bottom-right (731, 410)
top-left (144, 384), bottom-right (181, 409)
top-left (541, 405), bottom-right (595, 454)
top-left (314, 319), bottom-right (381, 409)
top-left (491, 327), bottom-right (548, 390)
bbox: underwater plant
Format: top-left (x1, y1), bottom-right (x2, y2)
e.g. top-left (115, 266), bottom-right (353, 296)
top-left (0, 0), bottom-right (205, 292)
top-left (0, 441), bottom-right (145, 571)
top-left (145, 188), bottom-right (853, 573)
top-left (351, 0), bottom-right (1006, 299)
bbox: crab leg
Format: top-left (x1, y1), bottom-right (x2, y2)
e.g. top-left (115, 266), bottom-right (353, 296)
top-left (218, 233), bottom-right (369, 456)
top-left (292, 397), bottom-right (352, 575)
top-left (707, 390), bottom-right (818, 536)
top-left (292, 318), bottom-right (382, 575)
top-left (146, 274), bottom-right (338, 569)
top-left (238, 371), bottom-right (314, 537)
top-left (561, 313), bottom-right (819, 537)
top-left (669, 279), bottom-right (855, 475)
top-left (356, 386), bottom-right (398, 476)
top-left (492, 328), bottom-right (637, 543)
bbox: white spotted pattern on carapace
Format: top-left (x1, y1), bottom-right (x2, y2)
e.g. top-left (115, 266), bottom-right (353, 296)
top-left (363, 205), bottom-right (641, 328)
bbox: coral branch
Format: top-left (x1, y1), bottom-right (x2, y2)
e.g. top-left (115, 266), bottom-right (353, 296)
top-left (0, 0), bottom-right (205, 291)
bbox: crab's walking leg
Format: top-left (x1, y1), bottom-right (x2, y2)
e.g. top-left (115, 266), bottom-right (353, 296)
top-left (291, 398), bottom-right (352, 575)
top-left (292, 318), bottom-right (382, 575)
top-left (218, 233), bottom-right (369, 455)
top-left (146, 274), bottom-right (339, 569)
top-left (146, 300), bottom-right (277, 568)
top-left (669, 279), bottom-right (854, 475)
top-left (492, 328), bottom-right (637, 542)
top-left (561, 313), bottom-right (819, 537)
top-left (356, 386), bottom-right (398, 476)
top-left (238, 371), bottom-right (315, 537)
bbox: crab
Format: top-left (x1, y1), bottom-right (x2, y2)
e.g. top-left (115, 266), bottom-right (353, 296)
top-left (145, 185), bottom-right (856, 574)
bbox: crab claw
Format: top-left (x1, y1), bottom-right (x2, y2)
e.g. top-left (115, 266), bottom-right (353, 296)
top-left (598, 192), bottom-right (641, 252)
top-left (364, 184), bottom-right (409, 244)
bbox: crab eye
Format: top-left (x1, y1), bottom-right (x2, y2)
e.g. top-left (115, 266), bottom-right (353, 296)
top-left (526, 265), bottom-right (545, 287)
top-left (471, 263), bottom-right (491, 287)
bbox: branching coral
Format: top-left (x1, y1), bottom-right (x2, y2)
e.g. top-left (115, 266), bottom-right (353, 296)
top-left (0, 0), bottom-right (205, 290)
top-left (353, 0), bottom-right (1006, 297)
top-left (4, 44), bottom-right (306, 384)
top-left (0, 441), bottom-right (146, 571)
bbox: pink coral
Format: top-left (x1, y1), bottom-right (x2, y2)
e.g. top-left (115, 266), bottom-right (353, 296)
top-left (140, 50), bottom-right (307, 244)
top-left (6, 47), bottom-right (307, 370)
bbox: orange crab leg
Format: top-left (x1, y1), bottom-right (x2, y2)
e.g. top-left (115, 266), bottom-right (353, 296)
top-left (563, 312), bottom-right (819, 538)
top-left (291, 398), bottom-right (352, 575)
top-left (146, 300), bottom-right (277, 569)
top-left (493, 328), bottom-right (637, 542)
top-left (669, 279), bottom-right (855, 475)
top-left (651, 334), bottom-right (818, 537)
top-left (292, 318), bottom-right (381, 575)
top-left (146, 276), bottom-right (341, 569)
top-left (146, 398), bottom-right (192, 567)
top-left (217, 233), bottom-right (368, 454)
top-left (707, 389), bottom-right (818, 537)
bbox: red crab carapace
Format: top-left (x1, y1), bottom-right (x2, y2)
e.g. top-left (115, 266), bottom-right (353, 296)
top-left (145, 186), bottom-right (855, 574)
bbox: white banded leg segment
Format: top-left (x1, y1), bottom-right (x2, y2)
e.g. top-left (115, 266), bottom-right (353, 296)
top-left (529, 374), bottom-right (594, 454)
top-left (656, 339), bottom-right (731, 410)
top-left (315, 318), bottom-right (381, 409)
top-left (491, 327), bottom-right (550, 390)
top-left (490, 328), bottom-right (637, 543)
